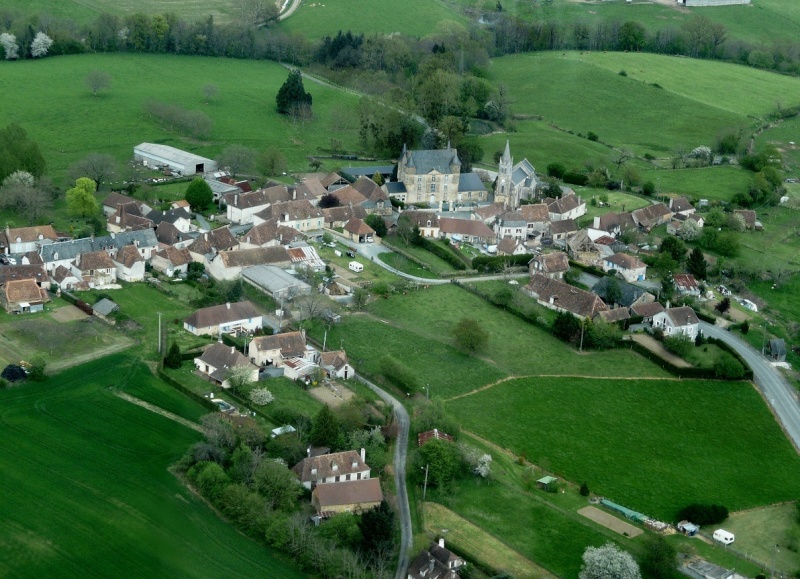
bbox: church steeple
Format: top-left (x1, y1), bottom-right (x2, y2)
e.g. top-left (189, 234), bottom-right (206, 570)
top-left (497, 139), bottom-right (515, 208)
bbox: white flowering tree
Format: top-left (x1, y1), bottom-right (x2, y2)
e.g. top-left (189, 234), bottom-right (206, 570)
top-left (249, 387), bottom-right (274, 406)
top-left (677, 218), bottom-right (701, 241)
top-left (0, 33), bottom-right (19, 60)
top-left (30, 32), bottom-right (53, 58)
top-left (579, 543), bottom-right (641, 579)
top-left (474, 454), bottom-right (492, 478)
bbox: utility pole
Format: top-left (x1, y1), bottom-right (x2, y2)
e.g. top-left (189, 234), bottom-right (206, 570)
top-left (426, 383), bottom-right (430, 400)
top-left (579, 321), bottom-right (585, 353)
top-left (157, 312), bottom-right (162, 355)
top-left (762, 321), bottom-right (768, 356)
top-left (422, 464), bottom-right (429, 502)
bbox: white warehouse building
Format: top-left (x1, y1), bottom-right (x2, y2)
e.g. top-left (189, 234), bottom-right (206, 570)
top-left (134, 143), bottom-right (218, 175)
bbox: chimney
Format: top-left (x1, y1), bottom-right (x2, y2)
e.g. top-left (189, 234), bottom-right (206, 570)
top-left (301, 328), bottom-right (306, 342)
top-left (360, 448), bottom-right (365, 462)
top-left (438, 538), bottom-right (445, 549)
top-left (292, 187), bottom-right (296, 200)
top-left (234, 194), bottom-right (238, 206)
top-left (226, 302), bottom-right (231, 309)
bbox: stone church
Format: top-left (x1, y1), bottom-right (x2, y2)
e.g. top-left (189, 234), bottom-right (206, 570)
top-left (495, 140), bottom-right (537, 209)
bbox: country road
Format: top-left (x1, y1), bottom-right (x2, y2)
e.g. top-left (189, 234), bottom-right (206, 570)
top-left (700, 321), bottom-right (800, 452)
top-left (355, 373), bottom-right (412, 579)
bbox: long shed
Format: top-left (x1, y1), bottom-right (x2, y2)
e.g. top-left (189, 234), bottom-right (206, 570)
top-left (133, 143), bottom-right (217, 175)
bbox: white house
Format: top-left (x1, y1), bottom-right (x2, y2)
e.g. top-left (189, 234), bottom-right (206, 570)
top-left (112, 244), bottom-right (145, 282)
top-left (194, 343), bottom-right (259, 389)
top-left (291, 449), bottom-right (372, 490)
top-left (652, 306), bottom-right (700, 340)
top-left (151, 246), bottom-right (192, 278)
top-left (601, 253), bottom-right (647, 283)
top-left (184, 301), bottom-right (263, 336)
top-left (319, 350), bottom-right (354, 380)
top-left (248, 331), bottom-right (314, 367)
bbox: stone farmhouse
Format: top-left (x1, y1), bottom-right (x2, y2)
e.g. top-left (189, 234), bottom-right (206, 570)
top-left (526, 273), bottom-right (607, 320)
top-left (292, 449), bottom-right (372, 490)
top-left (652, 306), bottom-right (700, 340)
top-left (193, 342), bottom-right (259, 389)
top-left (184, 301), bottom-right (263, 336)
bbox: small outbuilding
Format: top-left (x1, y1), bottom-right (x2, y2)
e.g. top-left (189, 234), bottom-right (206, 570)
top-left (92, 298), bottom-right (119, 321)
top-left (134, 143), bottom-right (217, 176)
top-left (768, 339), bottom-right (787, 362)
top-left (536, 475), bottom-right (558, 489)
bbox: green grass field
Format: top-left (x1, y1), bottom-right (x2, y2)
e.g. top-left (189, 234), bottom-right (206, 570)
top-left (3, 0), bottom-right (239, 24)
top-left (724, 503), bottom-right (800, 574)
top-left (641, 165), bottom-right (753, 202)
top-left (447, 375), bottom-right (800, 520)
top-left (0, 354), bottom-right (304, 578)
top-left (279, 0), bottom-right (467, 39)
top-left (488, 52), bottom-right (800, 159)
top-left (378, 252), bottom-right (440, 279)
top-left (0, 53), bottom-right (363, 184)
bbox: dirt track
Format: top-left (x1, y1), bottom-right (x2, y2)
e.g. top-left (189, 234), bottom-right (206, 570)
top-left (578, 506), bottom-right (643, 537)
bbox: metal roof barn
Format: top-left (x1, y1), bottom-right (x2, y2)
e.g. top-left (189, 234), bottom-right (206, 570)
top-left (133, 143), bottom-right (218, 175)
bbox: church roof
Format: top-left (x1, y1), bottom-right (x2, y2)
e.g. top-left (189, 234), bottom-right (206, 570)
top-left (404, 147), bottom-right (461, 174)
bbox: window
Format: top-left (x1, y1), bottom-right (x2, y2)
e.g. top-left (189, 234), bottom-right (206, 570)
top-left (431, 175), bottom-right (437, 182)
top-left (468, 192), bottom-right (472, 199)
top-left (430, 184), bottom-right (436, 193)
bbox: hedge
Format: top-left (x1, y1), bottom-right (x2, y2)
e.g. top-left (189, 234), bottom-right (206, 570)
top-left (706, 336), bottom-right (753, 380)
top-left (625, 340), bottom-right (716, 379)
top-left (568, 260), bottom-right (607, 278)
top-left (695, 310), bottom-right (716, 324)
top-left (563, 172), bottom-right (589, 186)
top-left (416, 237), bottom-right (467, 271)
top-left (472, 253), bottom-right (532, 273)
top-left (441, 239), bottom-right (473, 268)
top-left (380, 354), bottom-right (420, 394)
top-left (157, 369), bottom-right (218, 411)
top-left (455, 280), bottom-right (550, 332)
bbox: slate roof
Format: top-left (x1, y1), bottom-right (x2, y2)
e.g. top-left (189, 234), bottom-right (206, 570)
top-left (457, 172), bottom-right (486, 192)
top-left (439, 218), bottom-right (494, 239)
top-left (292, 450), bottom-right (370, 483)
top-left (605, 253), bottom-right (646, 270)
top-left (520, 203), bottom-right (550, 223)
top-left (156, 222), bottom-right (194, 246)
top-left (3, 278), bottom-right (48, 304)
top-left (384, 182), bottom-right (407, 194)
top-left (498, 211), bottom-right (526, 227)
top-left (223, 189), bottom-right (272, 209)
top-left (185, 300), bottom-right (261, 329)
top-left (217, 247), bottom-right (290, 268)
top-left (343, 165), bottom-right (394, 178)
top-left (313, 478), bottom-right (383, 510)
top-left (148, 207), bottom-right (191, 225)
top-left (92, 298), bottom-right (119, 316)
top-left (261, 199), bottom-right (323, 222)
top-left (526, 273), bottom-right (608, 318)
top-left (593, 276), bottom-right (652, 307)
top-left (114, 244), bottom-right (144, 268)
top-left (403, 147), bottom-right (460, 173)
top-left (112, 229), bottom-right (158, 250)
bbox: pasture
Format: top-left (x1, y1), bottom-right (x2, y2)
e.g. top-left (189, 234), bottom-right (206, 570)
top-left (487, 52), bottom-right (800, 158)
top-left (2, 0), bottom-right (239, 24)
top-left (279, 0), bottom-right (467, 39)
top-left (447, 375), bottom-right (800, 519)
top-left (723, 503), bottom-right (800, 575)
top-left (0, 53), bottom-right (363, 184)
top-left (0, 354), bottom-right (304, 578)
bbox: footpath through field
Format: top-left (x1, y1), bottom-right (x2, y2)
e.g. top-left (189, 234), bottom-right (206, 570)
top-left (114, 391), bottom-right (203, 433)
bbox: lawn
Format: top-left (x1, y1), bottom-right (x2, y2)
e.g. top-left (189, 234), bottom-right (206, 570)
top-left (0, 53), bottom-right (364, 185)
top-left (0, 298), bottom-right (134, 368)
top-left (378, 251), bottom-right (441, 279)
top-left (0, 355), bottom-right (304, 578)
top-left (447, 375), bottom-right (800, 520)
top-left (723, 503), bottom-right (800, 575)
top-left (3, 0), bottom-right (239, 24)
top-left (640, 165), bottom-right (753, 202)
top-left (278, 0), bottom-right (467, 39)
top-left (683, 342), bottom-right (729, 369)
top-left (382, 238), bottom-right (460, 275)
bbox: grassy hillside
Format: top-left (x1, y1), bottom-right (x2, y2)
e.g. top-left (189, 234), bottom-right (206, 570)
top-left (0, 53), bottom-right (363, 184)
top-left (495, 0), bottom-right (800, 46)
top-left (447, 375), bottom-right (800, 519)
top-left (0, 355), bottom-right (304, 578)
top-left (279, 0), bottom-right (468, 39)
top-left (487, 52), bottom-right (800, 157)
top-left (2, 0), bottom-right (238, 24)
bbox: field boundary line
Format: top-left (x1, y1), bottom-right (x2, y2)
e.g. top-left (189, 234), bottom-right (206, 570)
top-left (114, 391), bottom-right (203, 433)
top-left (445, 374), bottom-right (683, 401)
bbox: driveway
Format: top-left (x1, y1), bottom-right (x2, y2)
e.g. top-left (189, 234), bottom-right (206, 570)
top-left (700, 321), bottom-right (800, 452)
top-left (354, 374), bottom-right (412, 579)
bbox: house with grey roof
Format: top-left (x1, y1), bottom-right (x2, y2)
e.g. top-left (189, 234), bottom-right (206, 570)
top-left (601, 253), bottom-right (647, 283)
top-left (397, 144), bottom-right (486, 210)
top-left (652, 306), bottom-right (700, 340)
top-left (526, 273), bottom-right (607, 319)
top-left (242, 265), bottom-right (312, 302)
top-left (207, 247), bottom-right (291, 281)
top-left (495, 211), bottom-right (527, 241)
top-left (546, 191), bottom-right (586, 221)
top-left (92, 298), bottom-right (119, 320)
top-left (194, 342), bottom-right (258, 389)
top-left (593, 276), bottom-right (655, 308)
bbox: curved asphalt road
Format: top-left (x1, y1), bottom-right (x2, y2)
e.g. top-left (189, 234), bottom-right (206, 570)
top-left (355, 373), bottom-right (412, 579)
top-left (700, 321), bottom-right (800, 452)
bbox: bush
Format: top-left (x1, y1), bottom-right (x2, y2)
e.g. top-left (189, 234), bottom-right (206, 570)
top-left (713, 353), bottom-right (745, 379)
top-left (416, 237), bottom-right (466, 270)
top-left (580, 482), bottom-right (590, 496)
top-left (563, 171), bottom-right (589, 186)
top-left (715, 297), bottom-right (731, 314)
top-left (547, 162), bottom-right (566, 179)
top-left (471, 253), bottom-right (531, 273)
top-left (587, 131), bottom-right (599, 142)
top-left (663, 334), bottom-right (693, 358)
top-left (642, 181), bottom-right (656, 196)
top-left (677, 503), bottom-right (729, 525)
top-left (164, 342), bottom-right (182, 369)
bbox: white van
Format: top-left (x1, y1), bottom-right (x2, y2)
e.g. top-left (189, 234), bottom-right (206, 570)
top-left (348, 261), bottom-right (363, 273)
top-left (713, 529), bottom-right (735, 545)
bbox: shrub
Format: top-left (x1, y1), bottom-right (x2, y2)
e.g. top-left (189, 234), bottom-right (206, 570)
top-left (740, 320), bottom-right (750, 334)
top-left (164, 342), bottom-right (182, 369)
top-left (587, 131), bottom-right (599, 142)
top-left (715, 297), bottom-right (731, 313)
top-left (618, 70), bottom-right (627, 76)
top-left (249, 388), bottom-right (275, 406)
top-left (663, 334), bottom-right (693, 358)
top-left (547, 162), bottom-right (566, 179)
top-left (580, 482), bottom-right (590, 496)
top-left (677, 503), bottom-right (729, 525)
top-left (563, 171), bottom-right (589, 186)
top-left (642, 181), bottom-right (656, 196)
top-left (713, 353), bottom-right (745, 379)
